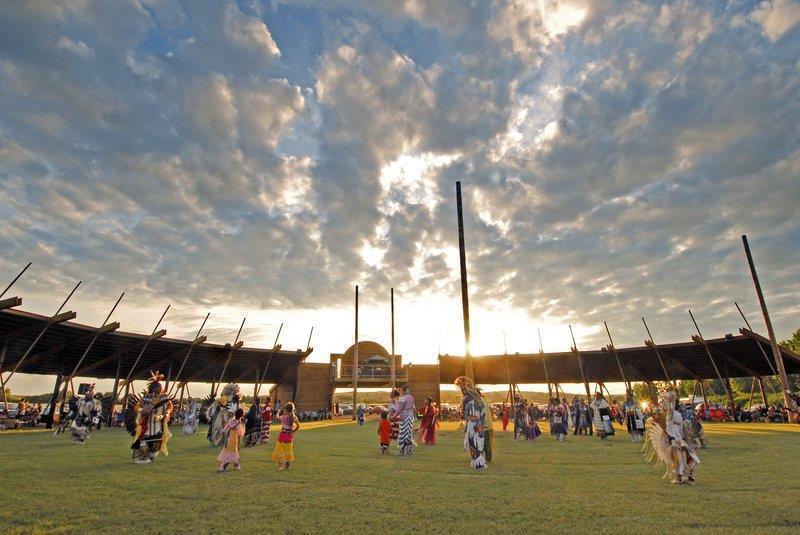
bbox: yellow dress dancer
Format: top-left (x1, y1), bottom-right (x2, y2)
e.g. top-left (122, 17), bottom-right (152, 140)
top-left (272, 402), bottom-right (300, 470)
top-left (217, 408), bottom-right (244, 472)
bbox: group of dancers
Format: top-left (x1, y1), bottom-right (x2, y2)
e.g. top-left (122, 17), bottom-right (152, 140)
top-left (55, 370), bottom-right (705, 484)
top-left (374, 386), bottom-right (439, 455)
top-left (121, 376), bottom-right (300, 472)
top-left (545, 391), bottom-right (625, 442)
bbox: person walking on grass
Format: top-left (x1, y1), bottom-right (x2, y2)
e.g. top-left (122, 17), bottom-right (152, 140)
top-left (396, 385), bottom-right (416, 455)
top-left (217, 408), bottom-right (244, 472)
top-left (272, 402), bottom-right (300, 470)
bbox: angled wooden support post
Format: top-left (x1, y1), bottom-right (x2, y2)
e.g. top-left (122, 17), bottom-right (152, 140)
top-left (255, 323), bottom-right (284, 398)
top-left (0, 262), bottom-right (31, 299)
top-left (604, 321), bottom-right (630, 391)
top-left (689, 309), bottom-right (737, 421)
top-left (741, 235), bottom-right (796, 421)
top-left (168, 313), bottom-right (210, 396)
top-left (1, 281), bottom-right (80, 384)
top-left (569, 325), bottom-right (591, 399)
top-left (123, 305), bottom-right (170, 385)
top-left (641, 317), bottom-right (677, 390)
top-left (213, 317), bottom-right (246, 396)
top-left (60, 292), bottom-right (124, 402)
top-left (538, 329), bottom-right (553, 399)
top-left (758, 377), bottom-right (769, 406)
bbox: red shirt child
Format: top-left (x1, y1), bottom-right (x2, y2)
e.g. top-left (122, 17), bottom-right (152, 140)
top-left (378, 411), bottom-right (391, 454)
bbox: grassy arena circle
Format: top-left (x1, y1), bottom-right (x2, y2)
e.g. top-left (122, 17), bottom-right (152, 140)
top-left (0, 420), bottom-right (798, 533)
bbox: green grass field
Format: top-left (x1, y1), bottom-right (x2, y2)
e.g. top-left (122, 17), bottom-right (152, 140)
top-left (1, 420), bottom-right (798, 534)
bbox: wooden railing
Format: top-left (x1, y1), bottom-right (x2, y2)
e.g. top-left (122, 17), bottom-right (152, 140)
top-left (333, 365), bottom-right (407, 381)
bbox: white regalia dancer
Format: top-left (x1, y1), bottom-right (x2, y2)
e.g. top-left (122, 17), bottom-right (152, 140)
top-left (70, 387), bottom-right (101, 444)
top-left (643, 389), bottom-right (700, 484)
top-left (590, 392), bottom-right (615, 439)
top-left (129, 372), bottom-right (173, 464)
top-left (206, 383), bottom-right (240, 446)
top-left (623, 391), bottom-right (645, 443)
top-left (183, 397), bottom-right (199, 435)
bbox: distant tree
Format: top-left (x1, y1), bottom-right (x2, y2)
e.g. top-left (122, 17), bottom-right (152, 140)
top-left (779, 327), bottom-right (800, 354)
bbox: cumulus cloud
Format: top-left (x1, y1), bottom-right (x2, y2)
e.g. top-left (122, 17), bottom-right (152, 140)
top-left (0, 0), bottom-right (798, 365)
top-left (750, 0), bottom-right (800, 42)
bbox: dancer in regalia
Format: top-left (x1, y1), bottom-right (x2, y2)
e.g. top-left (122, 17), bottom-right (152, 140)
top-left (417, 397), bottom-right (438, 445)
top-left (217, 407), bottom-right (244, 472)
top-left (243, 397), bottom-right (261, 447)
top-left (183, 397), bottom-right (199, 435)
top-left (272, 402), bottom-right (300, 470)
top-left (525, 403), bottom-right (541, 442)
top-left (643, 389), bottom-right (700, 484)
top-left (513, 395), bottom-right (526, 441)
top-left (396, 385), bottom-right (416, 455)
top-left (130, 372), bottom-right (173, 464)
top-left (550, 403), bottom-right (567, 442)
top-left (260, 396), bottom-right (273, 446)
top-left (623, 390), bottom-right (645, 443)
top-left (574, 398), bottom-right (592, 436)
top-left (70, 387), bottom-right (101, 444)
top-left (206, 383), bottom-right (240, 446)
top-left (590, 392), bottom-right (614, 439)
top-left (455, 376), bottom-right (492, 469)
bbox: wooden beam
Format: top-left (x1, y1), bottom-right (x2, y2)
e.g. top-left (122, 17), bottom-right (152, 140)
top-left (74, 329), bottom-right (166, 377)
top-left (0, 297), bottom-right (22, 311)
top-left (121, 335), bottom-right (207, 390)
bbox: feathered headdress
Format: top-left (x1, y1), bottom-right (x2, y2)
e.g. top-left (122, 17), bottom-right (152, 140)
top-left (147, 371), bottom-right (165, 396)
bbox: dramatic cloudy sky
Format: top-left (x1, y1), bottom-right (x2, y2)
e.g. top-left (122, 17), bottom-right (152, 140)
top-left (2, 0), bottom-right (799, 393)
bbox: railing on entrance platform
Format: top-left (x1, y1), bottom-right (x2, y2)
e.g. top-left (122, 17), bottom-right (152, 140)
top-left (332, 364), bottom-right (407, 381)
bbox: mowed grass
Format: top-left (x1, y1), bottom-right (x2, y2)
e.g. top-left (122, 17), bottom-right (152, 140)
top-left (1, 420), bottom-right (798, 534)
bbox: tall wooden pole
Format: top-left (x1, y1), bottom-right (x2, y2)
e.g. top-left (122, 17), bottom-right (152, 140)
top-left (390, 288), bottom-right (396, 390)
top-left (741, 235), bottom-right (796, 420)
top-left (456, 181), bottom-right (473, 379)
top-left (352, 286), bottom-right (359, 420)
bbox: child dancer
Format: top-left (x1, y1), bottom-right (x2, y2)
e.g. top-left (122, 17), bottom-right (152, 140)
top-left (526, 405), bottom-right (541, 442)
top-left (217, 408), bottom-right (244, 472)
top-left (272, 402), bottom-right (300, 470)
top-left (378, 411), bottom-right (391, 454)
top-left (501, 404), bottom-right (509, 432)
top-left (551, 405), bottom-right (567, 442)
